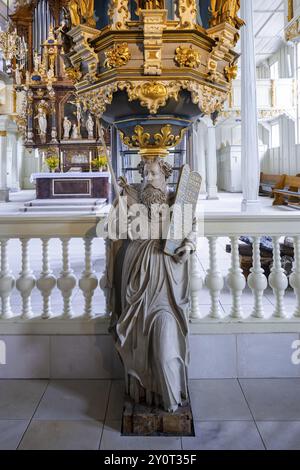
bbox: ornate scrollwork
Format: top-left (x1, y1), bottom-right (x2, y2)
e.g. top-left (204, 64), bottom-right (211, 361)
top-left (108, 0), bottom-right (130, 30)
top-left (65, 66), bottom-right (83, 83)
top-left (79, 79), bottom-right (228, 117)
top-left (119, 81), bottom-right (182, 114)
top-left (174, 46), bottom-right (201, 68)
top-left (104, 42), bottom-right (131, 69)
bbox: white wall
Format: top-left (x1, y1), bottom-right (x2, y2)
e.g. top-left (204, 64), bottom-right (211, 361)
top-left (261, 115), bottom-right (300, 175)
top-left (257, 44), bottom-right (295, 79)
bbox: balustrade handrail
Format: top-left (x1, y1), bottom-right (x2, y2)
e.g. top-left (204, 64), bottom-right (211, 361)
top-left (0, 212), bottom-right (300, 238)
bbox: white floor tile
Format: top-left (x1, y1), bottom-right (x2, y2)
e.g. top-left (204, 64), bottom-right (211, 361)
top-left (34, 380), bottom-right (110, 421)
top-left (18, 419), bottom-right (103, 450)
top-left (189, 379), bottom-right (252, 421)
top-left (257, 421), bottom-right (300, 450)
top-left (0, 380), bottom-right (48, 419)
top-left (240, 378), bottom-right (300, 420)
top-left (0, 420), bottom-right (29, 450)
top-left (182, 421), bottom-right (264, 450)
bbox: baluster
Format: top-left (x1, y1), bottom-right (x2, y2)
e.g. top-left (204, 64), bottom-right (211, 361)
top-left (16, 238), bottom-right (36, 319)
top-left (269, 236), bottom-right (288, 318)
top-left (57, 238), bottom-right (77, 318)
top-left (0, 238), bottom-right (15, 319)
top-left (289, 236), bottom-right (300, 318)
top-left (248, 237), bottom-right (267, 319)
top-left (79, 238), bottom-right (98, 318)
top-left (189, 251), bottom-right (203, 320)
top-left (205, 237), bottom-right (224, 319)
top-left (99, 238), bottom-right (111, 317)
top-left (36, 238), bottom-right (56, 319)
top-left (226, 236), bottom-right (246, 319)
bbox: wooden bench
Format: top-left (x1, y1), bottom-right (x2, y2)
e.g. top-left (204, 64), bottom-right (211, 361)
top-left (273, 175), bottom-right (300, 206)
top-left (259, 172), bottom-right (285, 197)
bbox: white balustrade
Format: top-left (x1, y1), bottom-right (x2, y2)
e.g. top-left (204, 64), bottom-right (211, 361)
top-left (16, 238), bottom-right (36, 319)
top-left (57, 238), bottom-right (77, 318)
top-left (248, 237), bottom-right (268, 319)
top-left (0, 238), bottom-right (15, 319)
top-left (269, 236), bottom-right (289, 319)
top-left (226, 236), bottom-right (245, 319)
top-left (0, 213), bottom-right (299, 327)
top-left (189, 251), bottom-right (203, 320)
top-left (36, 238), bottom-right (56, 319)
top-left (205, 237), bottom-right (224, 319)
top-left (79, 237), bottom-right (98, 318)
top-left (290, 236), bottom-right (300, 318)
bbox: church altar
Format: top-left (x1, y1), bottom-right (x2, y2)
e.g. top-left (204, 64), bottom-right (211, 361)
top-left (31, 172), bottom-right (110, 199)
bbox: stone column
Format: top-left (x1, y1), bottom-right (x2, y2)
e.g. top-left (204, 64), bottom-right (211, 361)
top-left (8, 122), bottom-right (21, 192)
top-left (191, 120), bottom-right (207, 193)
top-left (203, 117), bottom-right (219, 200)
top-left (241, 0), bottom-right (261, 212)
top-left (0, 117), bottom-right (9, 202)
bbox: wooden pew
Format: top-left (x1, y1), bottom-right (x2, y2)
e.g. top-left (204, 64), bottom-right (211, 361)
top-left (273, 175), bottom-right (300, 206)
top-left (259, 172), bottom-right (285, 197)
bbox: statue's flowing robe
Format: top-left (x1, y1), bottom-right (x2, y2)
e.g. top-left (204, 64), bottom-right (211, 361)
top-left (107, 189), bottom-right (196, 412)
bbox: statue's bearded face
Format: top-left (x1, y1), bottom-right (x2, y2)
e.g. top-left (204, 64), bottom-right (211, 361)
top-left (143, 161), bottom-right (166, 191)
top-left (140, 161), bottom-right (168, 208)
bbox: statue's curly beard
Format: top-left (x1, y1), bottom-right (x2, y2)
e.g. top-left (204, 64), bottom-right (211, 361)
top-left (140, 185), bottom-right (168, 209)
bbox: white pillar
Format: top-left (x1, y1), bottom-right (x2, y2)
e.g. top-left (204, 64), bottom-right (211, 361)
top-left (190, 120), bottom-right (206, 193)
top-left (241, 0), bottom-right (261, 212)
top-left (9, 129), bottom-right (20, 192)
top-left (0, 118), bottom-right (9, 202)
top-left (204, 117), bottom-right (219, 200)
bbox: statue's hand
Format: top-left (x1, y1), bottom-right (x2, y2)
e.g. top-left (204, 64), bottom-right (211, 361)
top-left (173, 245), bottom-right (192, 264)
top-left (118, 176), bottom-right (129, 190)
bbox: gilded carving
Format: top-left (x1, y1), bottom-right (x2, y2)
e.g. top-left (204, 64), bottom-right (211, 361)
top-left (65, 66), bottom-right (83, 82)
top-left (174, 46), bottom-right (201, 68)
top-left (119, 81), bottom-right (181, 113)
top-left (285, 20), bottom-right (300, 41)
top-left (177, 0), bottom-right (197, 29)
top-left (79, 79), bottom-right (228, 117)
top-left (104, 43), bottom-right (131, 69)
top-left (15, 89), bottom-right (27, 136)
top-left (119, 124), bottom-right (187, 159)
top-left (224, 63), bottom-right (238, 81)
top-left (108, 0), bottom-right (130, 30)
top-left (136, 0), bottom-right (165, 9)
top-left (288, 0), bottom-right (294, 22)
top-left (210, 0), bottom-right (245, 29)
top-left (207, 58), bottom-right (224, 84)
top-left (180, 80), bottom-right (227, 114)
top-left (68, 0), bottom-right (96, 28)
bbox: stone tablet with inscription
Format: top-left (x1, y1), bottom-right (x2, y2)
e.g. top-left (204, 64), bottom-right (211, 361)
top-left (164, 164), bottom-right (202, 256)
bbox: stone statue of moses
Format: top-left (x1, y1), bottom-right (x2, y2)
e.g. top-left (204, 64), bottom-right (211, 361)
top-left (103, 158), bottom-right (199, 413)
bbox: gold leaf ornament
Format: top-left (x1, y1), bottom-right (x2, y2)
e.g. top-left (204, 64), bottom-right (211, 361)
top-left (104, 42), bottom-right (131, 69)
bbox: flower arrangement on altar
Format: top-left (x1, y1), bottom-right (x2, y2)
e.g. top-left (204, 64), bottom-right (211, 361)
top-left (91, 155), bottom-right (108, 171)
top-left (45, 154), bottom-right (60, 172)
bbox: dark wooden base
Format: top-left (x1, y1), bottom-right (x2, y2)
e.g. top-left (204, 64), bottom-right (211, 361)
top-left (122, 396), bottom-right (194, 436)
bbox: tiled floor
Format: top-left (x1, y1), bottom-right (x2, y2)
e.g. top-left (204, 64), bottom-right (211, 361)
top-left (1, 378), bottom-right (300, 450)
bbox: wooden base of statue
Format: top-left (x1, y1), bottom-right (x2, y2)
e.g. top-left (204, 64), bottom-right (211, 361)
top-left (122, 396), bottom-right (194, 436)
